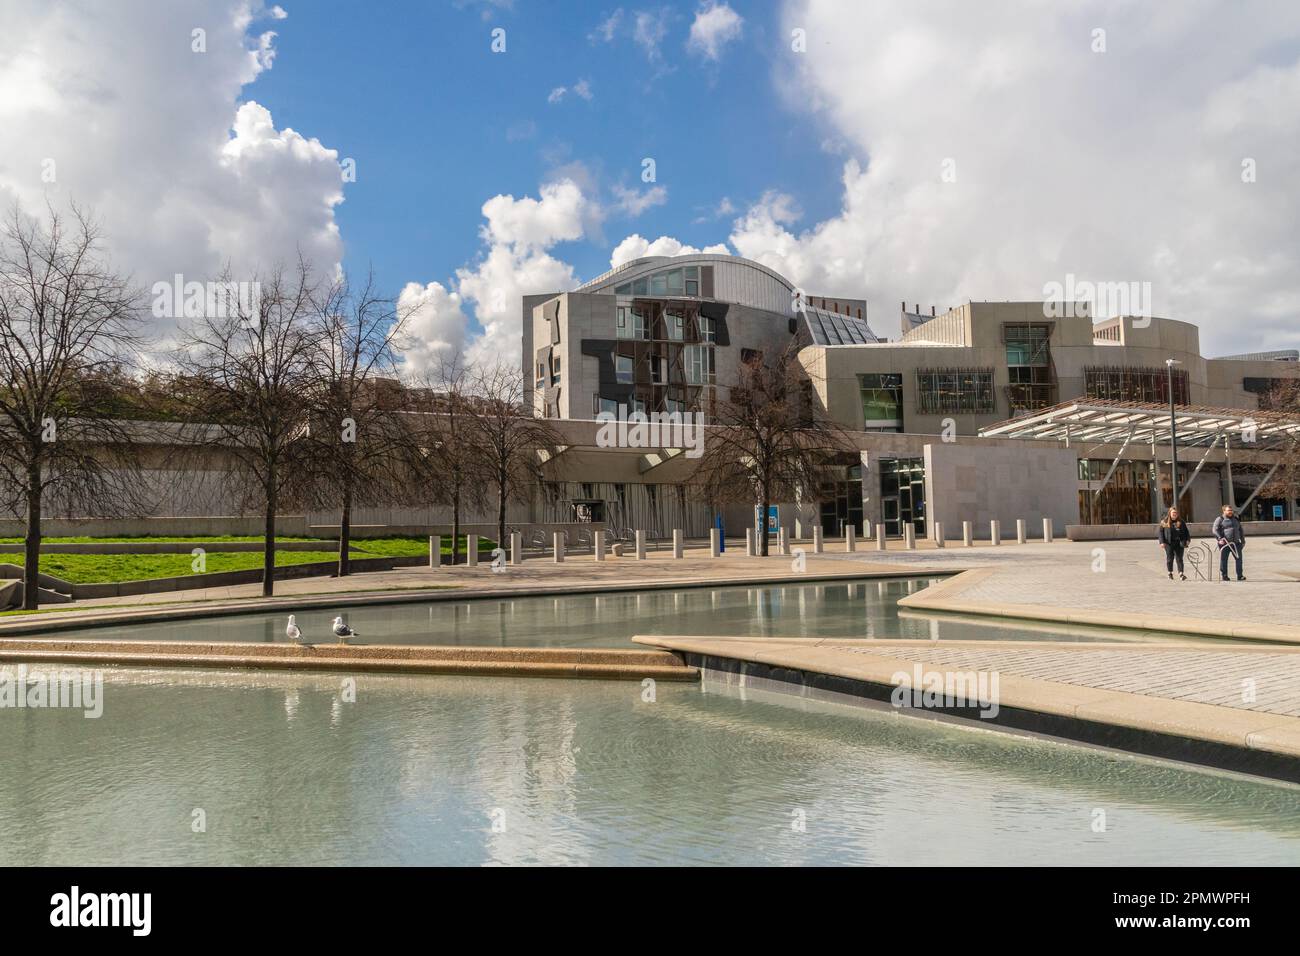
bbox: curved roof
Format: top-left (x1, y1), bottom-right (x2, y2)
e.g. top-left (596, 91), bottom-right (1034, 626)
top-left (578, 253), bottom-right (794, 294)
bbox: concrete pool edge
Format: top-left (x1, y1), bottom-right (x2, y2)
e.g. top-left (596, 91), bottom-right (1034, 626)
top-left (0, 568), bottom-right (947, 637)
top-left (633, 635), bottom-right (1300, 784)
top-left (0, 640), bottom-right (699, 682)
top-left (897, 568), bottom-right (1300, 646)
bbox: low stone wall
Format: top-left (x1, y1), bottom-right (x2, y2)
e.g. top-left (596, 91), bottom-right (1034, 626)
top-left (1066, 520), bottom-right (1300, 541)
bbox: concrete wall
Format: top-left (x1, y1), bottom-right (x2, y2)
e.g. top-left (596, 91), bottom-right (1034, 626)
top-left (923, 441), bottom-right (1079, 538)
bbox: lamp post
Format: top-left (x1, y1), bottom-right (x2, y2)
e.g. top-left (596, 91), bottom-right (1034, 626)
top-left (1166, 359), bottom-right (1181, 515)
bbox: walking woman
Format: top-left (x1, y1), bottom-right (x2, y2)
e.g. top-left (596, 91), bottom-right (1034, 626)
top-left (1158, 507), bottom-right (1191, 580)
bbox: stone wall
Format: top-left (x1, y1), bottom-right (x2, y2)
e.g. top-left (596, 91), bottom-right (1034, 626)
top-left (923, 441), bottom-right (1080, 539)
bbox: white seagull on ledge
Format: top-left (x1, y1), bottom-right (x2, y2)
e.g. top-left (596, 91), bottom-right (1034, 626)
top-left (286, 615), bottom-right (303, 643)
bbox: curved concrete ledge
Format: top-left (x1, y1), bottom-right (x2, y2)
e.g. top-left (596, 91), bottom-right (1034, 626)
top-left (0, 640), bottom-right (697, 682)
top-left (896, 567), bottom-right (1300, 645)
top-left (633, 634), bottom-right (1300, 782)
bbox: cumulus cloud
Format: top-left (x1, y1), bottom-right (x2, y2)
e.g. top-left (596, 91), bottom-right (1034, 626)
top-left (745, 0), bottom-right (1300, 351)
top-left (610, 234), bottom-right (731, 268)
top-left (0, 0), bottom-right (345, 343)
top-left (687, 2), bottom-right (743, 60)
top-left (397, 281), bottom-right (470, 374)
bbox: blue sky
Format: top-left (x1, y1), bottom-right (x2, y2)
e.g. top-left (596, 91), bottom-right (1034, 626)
top-left (248, 0), bottom-right (843, 297)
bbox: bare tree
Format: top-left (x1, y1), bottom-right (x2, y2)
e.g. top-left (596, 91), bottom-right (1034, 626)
top-left (169, 261), bottom-right (317, 597)
top-left (0, 204), bottom-right (148, 609)
top-left (302, 271), bottom-right (411, 575)
top-left (692, 342), bottom-right (852, 556)
top-left (462, 361), bottom-right (561, 549)
top-left (400, 355), bottom-right (486, 564)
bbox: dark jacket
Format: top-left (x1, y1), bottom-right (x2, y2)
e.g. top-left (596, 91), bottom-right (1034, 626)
top-left (1212, 514), bottom-right (1246, 546)
top-left (1158, 521), bottom-right (1190, 549)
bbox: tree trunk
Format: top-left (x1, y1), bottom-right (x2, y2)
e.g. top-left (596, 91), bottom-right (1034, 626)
top-left (23, 461), bottom-right (41, 611)
top-left (338, 484), bottom-right (352, 577)
top-left (263, 473), bottom-right (276, 598)
top-left (759, 489), bottom-right (770, 557)
top-left (497, 474), bottom-right (507, 556)
top-left (451, 481), bottom-right (461, 566)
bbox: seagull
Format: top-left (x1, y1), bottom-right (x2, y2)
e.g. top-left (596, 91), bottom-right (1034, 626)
top-left (286, 615), bottom-right (304, 643)
top-left (332, 616), bottom-right (358, 644)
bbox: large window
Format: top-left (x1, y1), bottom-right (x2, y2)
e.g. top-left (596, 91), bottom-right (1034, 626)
top-left (915, 367), bottom-right (995, 414)
top-left (858, 373), bottom-right (903, 430)
top-left (1085, 366), bottom-right (1189, 404)
top-left (1004, 323), bottom-right (1056, 412)
top-left (615, 354), bottom-right (633, 384)
top-left (698, 315), bottom-right (716, 343)
top-left (615, 264), bottom-right (701, 298)
top-left (666, 309), bottom-right (685, 340)
top-left (685, 345), bottom-right (715, 385)
top-left (616, 306), bottom-right (649, 340)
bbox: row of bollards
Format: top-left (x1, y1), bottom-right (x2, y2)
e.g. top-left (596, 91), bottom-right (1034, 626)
top-left (428, 516), bottom-right (1058, 567)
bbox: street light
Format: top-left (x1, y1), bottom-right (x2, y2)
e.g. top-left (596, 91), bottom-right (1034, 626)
top-left (1166, 358), bottom-right (1181, 515)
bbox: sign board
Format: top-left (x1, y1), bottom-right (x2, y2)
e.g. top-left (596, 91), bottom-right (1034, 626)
top-left (1274, 504), bottom-right (1284, 520)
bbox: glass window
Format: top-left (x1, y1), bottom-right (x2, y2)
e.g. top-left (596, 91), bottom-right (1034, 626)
top-left (616, 307), bottom-right (629, 339)
top-left (666, 310), bottom-right (685, 340)
top-left (615, 283), bottom-right (631, 295)
top-left (685, 345), bottom-right (715, 385)
top-left (685, 279), bottom-right (699, 296)
top-left (615, 354), bottom-right (633, 384)
top-left (684, 265), bottom-right (698, 280)
top-left (666, 269), bottom-right (684, 294)
top-left (633, 277), bottom-right (647, 295)
top-left (859, 373), bottom-right (903, 429)
top-left (915, 368), bottom-right (994, 414)
top-left (650, 273), bottom-right (667, 295)
top-left (596, 396), bottom-right (619, 416)
top-left (631, 308), bottom-right (648, 339)
top-left (551, 355), bottom-right (561, 384)
top-left (698, 316), bottom-right (716, 343)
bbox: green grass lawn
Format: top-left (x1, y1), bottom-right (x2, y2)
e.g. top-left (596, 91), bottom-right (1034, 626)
top-left (1, 535), bottom-right (498, 584)
top-left (33, 550), bottom-right (342, 584)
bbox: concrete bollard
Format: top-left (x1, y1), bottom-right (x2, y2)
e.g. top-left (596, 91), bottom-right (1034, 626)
top-left (778, 528), bottom-right (790, 556)
top-left (594, 530), bottom-right (605, 562)
top-left (429, 535), bottom-right (441, 569)
top-left (1043, 517), bottom-right (1054, 543)
top-left (877, 525), bottom-right (887, 550)
top-left (467, 534), bottom-right (479, 567)
top-left (846, 527), bottom-right (856, 552)
top-left (709, 528), bottom-right (721, 558)
top-left (510, 531), bottom-right (522, 566)
top-left (934, 522), bottom-right (945, 548)
top-left (963, 521), bottom-right (974, 547)
top-left (746, 528), bottom-right (756, 556)
top-left (904, 523), bottom-right (916, 550)
top-left (812, 526), bottom-right (823, 554)
top-left (672, 529), bottom-right (684, 559)
top-left (553, 531), bottom-right (565, 563)
top-left (1016, 519), bottom-right (1026, 545)
top-left (990, 520), bottom-right (1001, 546)
top-left (635, 530), bottom-right (647, 560)
top-left (864, 519), bottom-right (872, 539)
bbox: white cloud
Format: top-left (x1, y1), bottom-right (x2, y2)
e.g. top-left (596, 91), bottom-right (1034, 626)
top-left (0, 0), bottom-right (344, 343)
top-left (589, 9), bottom-right (623, 43)
top-left (610, 234), bottom-right (730, 268)
top-left (397, 281), bottom-right (470, 374)
top-left (612, 183), bottom-right (668, 217)
top-left (634, 10), bottom-right (670, 60)
top-left (687, 2), bottom-right (743, 60)
top-left (548, 79), bottom-right (594, 104)
top-left (752, 0), bottom-right (1300, 351)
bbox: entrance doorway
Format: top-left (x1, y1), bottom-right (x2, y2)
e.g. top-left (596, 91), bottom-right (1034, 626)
top-left (881, 457), bottom-right (926, 537)
top-left (819, 464), bottom-right (864, 537)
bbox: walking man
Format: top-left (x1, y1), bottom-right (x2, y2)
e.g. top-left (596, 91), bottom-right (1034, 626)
top-left (1212, 504), bottom-right (1246, 581)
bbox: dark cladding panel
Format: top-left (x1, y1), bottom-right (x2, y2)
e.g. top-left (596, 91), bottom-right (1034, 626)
top-left (700, 265), bottom-right (714, 299)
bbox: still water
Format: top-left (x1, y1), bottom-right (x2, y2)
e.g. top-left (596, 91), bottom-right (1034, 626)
top-left (40, 578), bottom-right (1204, 647)
top-left (2, 667), bottom-right (1296, 866)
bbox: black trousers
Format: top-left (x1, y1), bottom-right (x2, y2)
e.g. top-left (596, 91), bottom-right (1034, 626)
top-left (1165, 546), bottom-right (1184, 573)
top-left (1220, 542), bottom-right (1244, 579)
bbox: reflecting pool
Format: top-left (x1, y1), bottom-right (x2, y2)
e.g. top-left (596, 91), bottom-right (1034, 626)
top-left (2, 667), bottom-right (1296, 866)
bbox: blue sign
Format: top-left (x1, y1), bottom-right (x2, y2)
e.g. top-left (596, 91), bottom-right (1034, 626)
top-left (1274, 504), bottom-right (1284, 520)
top-left (767, 506), bottom-right (779, 532)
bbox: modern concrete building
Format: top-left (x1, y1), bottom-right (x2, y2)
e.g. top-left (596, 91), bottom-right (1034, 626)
top-left (517, 261), bottom-right (1300, 539)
